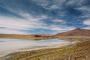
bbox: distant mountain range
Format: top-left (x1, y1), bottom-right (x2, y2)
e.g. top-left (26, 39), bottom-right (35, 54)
top-left (0, 34), bottom-right (51, 40)
top-left (0, 28), bottom-right (90, 40)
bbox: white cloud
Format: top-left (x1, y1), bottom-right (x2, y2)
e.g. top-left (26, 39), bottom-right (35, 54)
top-left (0, 16), bottom-right (47, 30)
top-left (45, 25), bottom-right (76, 33)
top-left (0, 16), bottom-right (48, 34)
top-left (0, 28), bottom-right (26, 34)
top-left (82, 26), bottom-right (90, 30)
top-left (0, 15), bottom-right (76, 34)
top-left (53, 19), bottom-right (65, 23)
top-left (83, 19), bottom-right (90, 25)
top-left (0, 17), bottom-right (29, 30)
top-left (48, 5), bottom-right (59, 10)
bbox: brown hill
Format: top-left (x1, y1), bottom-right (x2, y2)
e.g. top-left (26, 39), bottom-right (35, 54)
top-left (53, 28), bottom-right (90, 40)
top-left (55, 28), bottom-right (90, 36)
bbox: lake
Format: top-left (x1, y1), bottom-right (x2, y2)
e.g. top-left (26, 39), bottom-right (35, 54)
top-left (0, 38), bottom-right (71, 56)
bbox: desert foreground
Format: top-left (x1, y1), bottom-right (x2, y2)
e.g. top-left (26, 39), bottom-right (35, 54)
top-left (0, 38), bottom-right (90, 60)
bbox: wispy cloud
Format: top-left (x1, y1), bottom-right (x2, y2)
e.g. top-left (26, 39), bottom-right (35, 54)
top-left (83, 19), bottom-right (90, 25)
top-left (82, 26), bottom-right (90, 29)
top-left (82, 19), bottom-right (90, 29)
top-left (52, 19), bottom-right (65, 23)
top-left (0, 15), bottom-right (48, 34)
top-left (0, 28), bottom-right (26, 34)
top-left (0, 0), bottom-right (90, 34)
top-left (0, 16), bottom-right (47, 29)
top-left (47, 25), bottom-right (76, 33)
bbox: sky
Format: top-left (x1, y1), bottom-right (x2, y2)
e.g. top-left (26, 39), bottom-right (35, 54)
top-left (0, 0), bottom-right (90, 34)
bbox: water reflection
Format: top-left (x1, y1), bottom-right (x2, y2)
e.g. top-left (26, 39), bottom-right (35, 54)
top-left (0, 38), bottom-right (71, 51)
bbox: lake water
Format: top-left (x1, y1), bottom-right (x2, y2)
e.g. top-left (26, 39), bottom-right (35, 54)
top-left (0, 38), bottom-right (71, 56)
top-left (0, 38), bottom-right (71, 51)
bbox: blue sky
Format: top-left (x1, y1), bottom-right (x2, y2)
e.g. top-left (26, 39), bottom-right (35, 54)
top-left (0, 0), bottom-right (90, 34)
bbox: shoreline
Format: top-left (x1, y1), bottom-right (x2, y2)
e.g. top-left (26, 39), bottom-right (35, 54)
top-left (0, 40), bottom-right (75, 57)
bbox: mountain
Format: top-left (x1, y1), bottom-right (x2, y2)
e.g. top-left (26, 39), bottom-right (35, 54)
top-left (54, 28), bottom-right (90, 39)
top-left (55, 28), bottom-right (90, 36)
